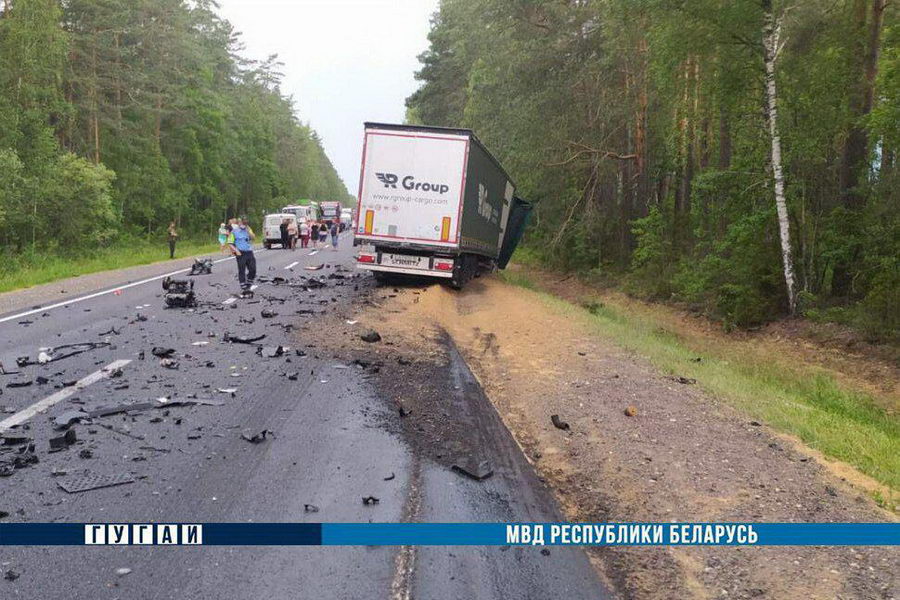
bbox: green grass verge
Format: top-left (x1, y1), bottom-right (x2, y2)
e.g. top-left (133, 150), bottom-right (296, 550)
top-left (0, 239), bottom-right (220, 294)
top-left (501, 269), bottom-right (900, 496)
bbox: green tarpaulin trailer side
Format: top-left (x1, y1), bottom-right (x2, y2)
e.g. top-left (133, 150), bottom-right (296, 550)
top-left (497, 196), bottom-right (532, 269)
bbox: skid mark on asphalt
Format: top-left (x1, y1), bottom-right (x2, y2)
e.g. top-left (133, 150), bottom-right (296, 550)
top-left (0, 359), bottom-right (132, 432)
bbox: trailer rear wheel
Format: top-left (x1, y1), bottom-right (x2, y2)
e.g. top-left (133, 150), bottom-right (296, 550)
top-left (450, 254), bottom-right (478, 289)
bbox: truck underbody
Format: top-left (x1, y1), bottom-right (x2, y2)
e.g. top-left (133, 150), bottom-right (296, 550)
top-left (356, 245), bottom-right (491, 288)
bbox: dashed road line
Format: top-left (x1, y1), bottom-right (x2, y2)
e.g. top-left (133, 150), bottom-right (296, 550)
top-left (0, 359), bottom-right (132, 432)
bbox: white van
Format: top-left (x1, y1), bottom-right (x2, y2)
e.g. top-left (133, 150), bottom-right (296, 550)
top-left (263, 213), bottom-right (298, 249)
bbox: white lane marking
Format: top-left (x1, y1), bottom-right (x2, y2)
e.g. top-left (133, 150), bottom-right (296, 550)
top-left (222, 297), bottom-right (237, 305)
top-left (0, 255), bottom-right (237, 326)
top-left (285, 261), bottom-right (299, 270)
top-left (0, 359), bottom-right (132, 432)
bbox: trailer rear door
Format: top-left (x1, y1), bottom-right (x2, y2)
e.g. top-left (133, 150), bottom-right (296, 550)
top-left (356, 126), bottom-right (468, 247)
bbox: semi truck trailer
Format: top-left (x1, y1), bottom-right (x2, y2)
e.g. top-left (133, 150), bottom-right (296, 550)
top-left (353, 122), bottom-right (531, 288)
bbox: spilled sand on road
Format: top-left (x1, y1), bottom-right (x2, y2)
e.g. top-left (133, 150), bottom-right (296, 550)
top-left (355, 275), bottom-right (898, 600)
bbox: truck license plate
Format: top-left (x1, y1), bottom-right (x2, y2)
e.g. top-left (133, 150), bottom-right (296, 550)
top-left (382, 254), bottom-right (429, 269)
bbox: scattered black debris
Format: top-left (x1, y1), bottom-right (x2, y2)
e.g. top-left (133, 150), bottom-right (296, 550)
top-left (260, 309), bottom-right (278, 319)
top-left (224, 333), bottom-right (266, 344)
top-left (383, 472), bottom-right (395, 481)
top-left (0, 361), bottom-right (20, 375)
top-left (139, 446), bottom-right (170, 453)
top-left (88, 402), bottom-right (154, 418)
top-left (673, 376), bottom-right (696, 385)
top-left (452, 458), bottom-right (493, 481)
top-left (690, 357), bottom-right (703, 363)
top-left (35, 376), bottom-right (49, 385)
top-left (550, 414), bottom-right (570, 431)
top-left (257, 346), bottom-right (286, 358)
top-left (189, 258), bottom-right (213, 276)
top-left (750, 421), bottom-right (762, 427)
top-left (161, 277), bottom-right (197, 308)
top-left (398, 405), bottom-right (412, 418)
top-left (0, 444), bottom-right (39, 476)
top-left (361, 496), bottom-right (380, 505)
top-left (286, 372), bottom-right (299, 381)
top-left (360, 330), bottom-right (381, 343)
top-left (303, 504), bottom-right (320, 513)
top-left (57, 472), bottom-right (133, 493)
top-left (4, 569), bottom-right (19, 581)
top-left (15, 342), bottom-right (110, 367)
top-left (241, 429), bottom-right (272, 444)
top-left (48, 429), bottom-right (77, 451)
top-left (97, 423), bottom-right (145, 440)
top-left (159, 358), bottom-right (179, 370)
top-left (1, 434), bottom-right (31, 446)
top-left (53, 410), bottom-right (88, 429)
top-left (78, 449), bottom-right (94, 459)
top-left (151, 347), bottom-right (175, 358)
top-left (540, 548), bottom-right (551, 556)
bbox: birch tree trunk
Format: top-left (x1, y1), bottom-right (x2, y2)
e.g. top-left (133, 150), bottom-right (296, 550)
top-left (762, 0), bottom-right (797, 315)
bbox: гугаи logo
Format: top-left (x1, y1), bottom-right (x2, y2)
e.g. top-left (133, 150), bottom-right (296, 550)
top-left (376, 173), bottom-right (398, 188)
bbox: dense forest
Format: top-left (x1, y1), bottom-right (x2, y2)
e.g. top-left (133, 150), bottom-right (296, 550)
top-left (407, 0), bottom-right (899, 339)
top-left (0, 0), bottom-right (349, 255)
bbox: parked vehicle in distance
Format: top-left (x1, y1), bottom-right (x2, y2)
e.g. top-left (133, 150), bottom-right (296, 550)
top-left (320, 201), bottom-right (341, 224)
top-left (281, 204), bottom-right (314, 221)
top-left (263, 213), bottom-right (298, 249)
top-left (354, 122), bottom-right (531, 288)
top-left (340, 208), bottom-right (353, 231)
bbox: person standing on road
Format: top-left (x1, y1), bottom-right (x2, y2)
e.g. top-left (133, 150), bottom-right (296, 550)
top-left (167, 221), bottom-right (178, 259)
top-left (218, 222), bottom-right (228, 250)
top-left (318, 221), bottom-right (328, 247)
top-left (287, 218), bottom-right (298, 250)
top-left (299, 219), bottom-right (310, 248)
top-left (329, 220), bottom-right (339, 250)
top-left (280, 218), bottom-right (290, 250)
top-left (228, 216), bottom-right (256, 293)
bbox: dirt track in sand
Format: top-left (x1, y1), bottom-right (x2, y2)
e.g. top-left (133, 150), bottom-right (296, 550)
top-left (353, 275), bottom-right (898, 600)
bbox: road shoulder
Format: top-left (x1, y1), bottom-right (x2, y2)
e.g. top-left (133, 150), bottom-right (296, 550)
top-left (356, 275), bottom-right (898, 600)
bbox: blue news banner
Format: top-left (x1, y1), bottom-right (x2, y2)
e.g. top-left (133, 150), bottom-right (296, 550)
top-left (0, 523), bottom-right (897, 546)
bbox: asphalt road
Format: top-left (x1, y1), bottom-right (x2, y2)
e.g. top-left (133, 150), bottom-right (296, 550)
top-left (0, 235), bottom-right (610, 599)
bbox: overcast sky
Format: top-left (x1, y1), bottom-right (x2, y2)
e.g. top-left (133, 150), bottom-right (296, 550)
top-left (216, 0), bottom-right (439, 195)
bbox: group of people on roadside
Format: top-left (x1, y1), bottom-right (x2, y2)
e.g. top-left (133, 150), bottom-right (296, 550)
top-left (166, 214), bottom-right (339, 295)
top-left (278, 218), bottom-right (339, 251)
